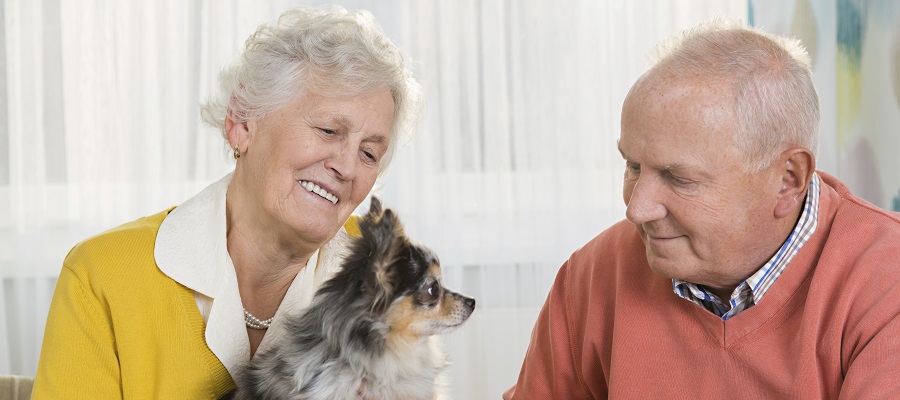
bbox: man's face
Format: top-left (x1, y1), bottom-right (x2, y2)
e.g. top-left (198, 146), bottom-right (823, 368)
top-left (618, 79), bottom-right (784, 296)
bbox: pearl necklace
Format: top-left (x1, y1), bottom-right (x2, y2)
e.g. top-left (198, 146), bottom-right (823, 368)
top-left (243, 308), bottom-right (274, 330)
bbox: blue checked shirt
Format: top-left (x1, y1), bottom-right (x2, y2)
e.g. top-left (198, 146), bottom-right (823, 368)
top-left (673, 173), bottom-right (820, 320)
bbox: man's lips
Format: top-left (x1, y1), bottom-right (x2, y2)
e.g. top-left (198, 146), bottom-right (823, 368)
top-left (644, 231), bottom-right (686, 244)
top-left (648, 235), bottom-right (681, 240)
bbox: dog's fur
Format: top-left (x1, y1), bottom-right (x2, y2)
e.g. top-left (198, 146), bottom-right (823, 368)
top-left (224, 198), bottom-right (475, 400)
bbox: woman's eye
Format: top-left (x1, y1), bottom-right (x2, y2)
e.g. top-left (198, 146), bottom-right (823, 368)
top-left (360, 145), bottom-right (383, 164)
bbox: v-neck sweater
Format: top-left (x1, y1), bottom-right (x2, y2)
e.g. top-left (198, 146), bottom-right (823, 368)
top-left (504, 171), bottom-right (900, 399)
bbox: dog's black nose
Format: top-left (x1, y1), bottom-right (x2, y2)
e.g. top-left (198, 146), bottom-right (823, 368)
top-left (464, 297), bottom-right (476, 310)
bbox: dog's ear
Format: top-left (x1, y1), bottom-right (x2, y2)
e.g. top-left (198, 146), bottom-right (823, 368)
top-left (361, 197), bottom-right (402, 240)
top-left (368, 196), bottom-right (383, 218)
top-left (358, 199), bottom-right (409, 314)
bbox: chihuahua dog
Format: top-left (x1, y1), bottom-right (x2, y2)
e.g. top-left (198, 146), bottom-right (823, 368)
top-left (225, 197), bottom-right (476, 400)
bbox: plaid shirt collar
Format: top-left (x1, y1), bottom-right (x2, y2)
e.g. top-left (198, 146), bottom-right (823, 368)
top-left (672, 173), bottom-right (821, 320)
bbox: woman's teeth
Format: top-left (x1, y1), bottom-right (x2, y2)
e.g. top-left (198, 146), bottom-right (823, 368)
top-left (299, 181), bottom-right (338, 204)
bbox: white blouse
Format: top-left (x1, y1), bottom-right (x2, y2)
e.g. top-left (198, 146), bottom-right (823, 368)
top-left (153, 172), bottom-right (352, 378)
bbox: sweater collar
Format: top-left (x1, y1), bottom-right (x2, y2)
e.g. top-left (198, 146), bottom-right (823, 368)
top-left (154, 172), bottom-right (232, 298)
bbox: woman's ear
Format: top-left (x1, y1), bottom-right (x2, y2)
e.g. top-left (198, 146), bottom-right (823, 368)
top-left (774, 147), bottom-right (815, 219)
top-left (225, 106), bottom-right (251, 155)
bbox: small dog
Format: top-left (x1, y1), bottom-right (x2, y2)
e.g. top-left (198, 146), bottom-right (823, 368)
top-left (225, 197), bottom-right (476, 400)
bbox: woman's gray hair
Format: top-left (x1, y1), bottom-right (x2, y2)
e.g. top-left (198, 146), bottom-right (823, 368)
top-left (201, 5), bottom-right (422, 174)
top-left (648, 18), bottom-right (820, 172)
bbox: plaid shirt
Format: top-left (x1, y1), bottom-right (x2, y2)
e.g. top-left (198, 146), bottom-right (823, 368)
top-left (673, 173), bottom-right (821, 320)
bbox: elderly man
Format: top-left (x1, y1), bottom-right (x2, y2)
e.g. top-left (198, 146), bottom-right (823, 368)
top-left (504, 20), bottom-right (900, 399)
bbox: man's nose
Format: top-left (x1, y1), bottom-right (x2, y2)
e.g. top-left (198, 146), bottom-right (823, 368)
top-left (625, 175), bottom-right (667, 225)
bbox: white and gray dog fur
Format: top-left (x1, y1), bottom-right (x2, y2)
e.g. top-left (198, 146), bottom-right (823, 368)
top-left (223, 198), bottom-right (476, 400)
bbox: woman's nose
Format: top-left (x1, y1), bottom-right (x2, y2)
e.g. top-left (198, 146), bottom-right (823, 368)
top-left (325, 145), bottom-right (358, 181)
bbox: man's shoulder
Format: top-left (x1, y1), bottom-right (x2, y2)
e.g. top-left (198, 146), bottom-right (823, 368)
top-left (574, 219), bottom-right (642, 257)
top-left (820, 171), bottom-right (900, 231)
top-left (564, 219), bottom-right (646, 279)
top-left (828, 189), bottom-right (900, 256)
top-left (814, 181), bottom-right (900, 322)
top-left (814, 172), bottom-right (900, 267)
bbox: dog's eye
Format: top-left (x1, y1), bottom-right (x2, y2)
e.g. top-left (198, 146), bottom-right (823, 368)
top-left (427, 282), bottom-right (439, 298)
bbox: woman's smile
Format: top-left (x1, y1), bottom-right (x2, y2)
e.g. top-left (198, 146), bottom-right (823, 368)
top-left (299, 180), bottom-right (339, 204)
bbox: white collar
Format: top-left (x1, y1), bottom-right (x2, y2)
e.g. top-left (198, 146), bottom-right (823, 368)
top-left (154, 172), bottom-right (352, 377)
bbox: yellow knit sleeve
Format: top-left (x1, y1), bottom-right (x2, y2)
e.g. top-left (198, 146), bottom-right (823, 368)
top-left (33, 256), bottom-right (123, 399)
top-left (35, 210), bottom-right (234, 399)
top-left (344, 214), bottom-right (361, 237)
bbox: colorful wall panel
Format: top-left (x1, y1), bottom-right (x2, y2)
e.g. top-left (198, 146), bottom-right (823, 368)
top-left (751, 0), bottom-right (900, 211)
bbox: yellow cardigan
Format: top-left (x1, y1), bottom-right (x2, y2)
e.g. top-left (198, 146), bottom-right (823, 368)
top-left (33, 208), bottom-right (360, 399)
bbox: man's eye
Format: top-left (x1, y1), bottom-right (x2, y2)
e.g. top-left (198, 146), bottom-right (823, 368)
top-left (319, 128), bottom-right (336, 135)
top-left (624, 162), bottom-right (641, 179)
top-left (666, 173), bottom-right (695, 187)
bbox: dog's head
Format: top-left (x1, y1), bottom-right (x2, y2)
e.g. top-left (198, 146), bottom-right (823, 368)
top-left (341, 197), bottom-right (475, 338)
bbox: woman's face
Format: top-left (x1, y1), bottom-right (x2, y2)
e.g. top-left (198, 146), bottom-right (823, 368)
top-left (234, 89), bottom-right (396, 249)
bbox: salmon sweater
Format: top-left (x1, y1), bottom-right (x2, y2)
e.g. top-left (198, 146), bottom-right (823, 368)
top-left (504, 172), bottom-right (900, 399)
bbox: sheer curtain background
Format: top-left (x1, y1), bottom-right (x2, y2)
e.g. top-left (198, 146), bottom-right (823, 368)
top-left (0, 0), bottom-right (746, 397)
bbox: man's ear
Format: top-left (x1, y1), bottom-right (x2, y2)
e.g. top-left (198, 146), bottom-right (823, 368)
top-left (774, 147), bottom-right (815, 219)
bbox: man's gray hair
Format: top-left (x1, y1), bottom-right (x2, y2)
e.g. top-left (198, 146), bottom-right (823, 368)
top-left (201, 5), bottom-right (423, 174)
top-left (649, 18), bottom-right (819, 172)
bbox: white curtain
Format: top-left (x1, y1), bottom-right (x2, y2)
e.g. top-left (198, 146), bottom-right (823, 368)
top-left (0, 0), bottom-right (746, 397)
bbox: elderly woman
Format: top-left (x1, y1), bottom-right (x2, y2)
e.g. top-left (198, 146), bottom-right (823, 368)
top-left (32, 6), bottom-right (421, 399)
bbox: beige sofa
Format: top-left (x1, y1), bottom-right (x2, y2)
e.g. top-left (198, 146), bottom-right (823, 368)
top-left (0, 375), bottom-right (33, 400)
